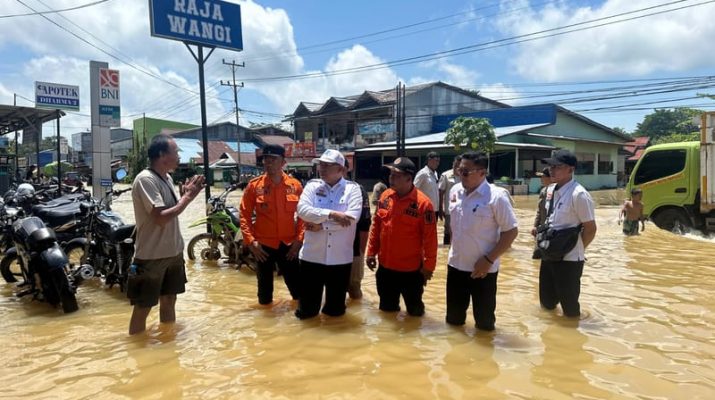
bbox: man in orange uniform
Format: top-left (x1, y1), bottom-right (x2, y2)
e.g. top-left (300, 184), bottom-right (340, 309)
top-left (366, 157), bottom-right (438, 316)
top-left (239, 144), bottom-right (304, 305)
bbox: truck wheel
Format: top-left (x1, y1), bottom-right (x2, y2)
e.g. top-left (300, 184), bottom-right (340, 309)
top-left (654, 209), bottom-right (691, 233)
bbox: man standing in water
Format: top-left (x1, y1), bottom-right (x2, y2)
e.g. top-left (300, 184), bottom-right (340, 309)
top-left (239, 144), bottom-right (304, 306)
top-left (367, 157), bottom-right (438, 317)
top-left (295, 150), bottom-right (363, 319)
top-left (445, 151), bottom-right (518, 331)
top-left (129, 134), bottom-right (205, 335)
top-left (539, 150), bottom-right (597, 318)
top-left (438, 155), bottom-right (462, 245)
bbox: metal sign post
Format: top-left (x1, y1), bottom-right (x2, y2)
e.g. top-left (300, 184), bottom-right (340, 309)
top-left (148, 0), bottom-right (243, 204)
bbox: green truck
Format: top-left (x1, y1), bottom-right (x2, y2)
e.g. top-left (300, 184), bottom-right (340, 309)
top-left (627, 113), bottom-right (715, 233)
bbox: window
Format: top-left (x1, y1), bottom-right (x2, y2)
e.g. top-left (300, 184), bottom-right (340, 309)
top-left (575, 152), bottom-right (594, 175)
top-left (633, 149), bottom-right (686, 185)
top-left (598, 153), bottom-right (612, 175)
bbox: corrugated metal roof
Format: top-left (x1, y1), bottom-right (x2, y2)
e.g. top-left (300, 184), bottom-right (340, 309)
top-left (224, 141), bottom-right (259, 153)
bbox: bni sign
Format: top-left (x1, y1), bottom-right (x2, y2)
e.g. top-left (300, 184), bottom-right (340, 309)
top-left (99, 68), bottom-right (120, 127)
top-left (149, 0), bottom-right (243, 51)
top-left (35, 81), bottom-right (80, 111)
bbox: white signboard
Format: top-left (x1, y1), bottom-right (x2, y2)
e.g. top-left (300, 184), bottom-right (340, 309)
top-left (98, 68), bottom-right (120, 127)
top-left (35, 81), bottom-right (80, 111)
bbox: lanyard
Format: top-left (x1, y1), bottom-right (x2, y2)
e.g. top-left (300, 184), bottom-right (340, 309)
top-left (147, 169), bottom-right (178, 204)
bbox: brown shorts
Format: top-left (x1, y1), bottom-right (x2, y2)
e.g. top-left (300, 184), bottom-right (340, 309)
top-left (127, 253), bottom-right (187, 308)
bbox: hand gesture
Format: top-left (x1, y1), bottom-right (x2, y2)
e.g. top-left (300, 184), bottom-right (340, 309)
top-left (366, 256), bottom-right (377, 271)
top-left (420, 267), bottom-right (433, 286)
top-left (304, 222), bottom-right (322, 232)
top-left (248, 241), bottom-right (269, 263)
top-left (329, 211), bottom-right (355, 227)
top-left (470, 256), bottom-right (492, 279)
top-left (182, 175), bottom-right (206, 200)
top-left (530, 227), bottom-right (537, 237)
top-left (286, 241), bottom-right (302, 260)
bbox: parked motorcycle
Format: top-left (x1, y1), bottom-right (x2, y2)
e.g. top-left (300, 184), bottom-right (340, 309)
top-left (1, 216), bottom-right (79, 313)
top-left (186, 183), bottom-right (256, 270)
top-left (63, 185), bottom-right (135, 292)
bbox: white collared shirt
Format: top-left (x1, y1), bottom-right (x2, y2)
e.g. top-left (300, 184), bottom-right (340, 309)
top-left (447, 181), bottom-right (518, 273)
top-left (544, 178), bottom-right (595, 262)
top-left (414, 165), bottom-right (440, 209)
top-left (297, 177), bottom-right (363, 265)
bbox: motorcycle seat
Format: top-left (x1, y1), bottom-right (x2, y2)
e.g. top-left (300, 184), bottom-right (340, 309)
top-left (109, 224), bottom-right (135, 242)
top-left (35, 205), bottom-right (82, 227)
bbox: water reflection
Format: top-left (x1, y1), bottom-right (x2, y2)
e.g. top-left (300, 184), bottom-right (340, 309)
top-left (1, 188), bottom-right (715, 398)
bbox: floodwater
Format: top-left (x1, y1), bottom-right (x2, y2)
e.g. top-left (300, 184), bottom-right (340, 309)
top-left (1, 186), bottom-right (714, 399)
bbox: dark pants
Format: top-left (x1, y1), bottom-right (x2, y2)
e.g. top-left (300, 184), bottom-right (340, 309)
top-left (539, 260), bottom-right (584, 317)
top-left (295, 260), bottom-right (351, 319)
top-left (375, 265), bottom-right (425, 316)
top-left (444, 214), bottom-right (452, 245)
top-left (256, 242), bottom-right (300, 305)
top-left (445, 265), bottom-right (498, 331)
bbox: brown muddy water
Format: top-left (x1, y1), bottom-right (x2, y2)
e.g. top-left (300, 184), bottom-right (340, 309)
top-left (1, 186), bottom-right (714, 399)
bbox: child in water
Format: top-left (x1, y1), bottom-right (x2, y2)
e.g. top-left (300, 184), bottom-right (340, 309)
top-left (619, 188), bottom-right (645, 235)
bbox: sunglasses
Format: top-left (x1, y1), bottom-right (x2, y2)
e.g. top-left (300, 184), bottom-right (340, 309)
top-left (456, 168), bottom-right (484, 177)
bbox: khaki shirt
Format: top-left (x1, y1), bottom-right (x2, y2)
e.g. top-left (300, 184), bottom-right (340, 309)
top-left (132, 169), bottom-right (184, 260)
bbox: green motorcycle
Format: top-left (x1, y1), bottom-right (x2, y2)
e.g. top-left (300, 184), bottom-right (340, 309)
top-left (186, 184), bottom-right (256, 271)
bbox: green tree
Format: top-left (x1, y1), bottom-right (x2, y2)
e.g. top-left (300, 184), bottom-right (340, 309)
top-left (634, 108), bottom-right (701, 140)
top-left (443, 117), bottom-right (496, 153)
top-left (612, 127), bottom-right (630, 136)
top-left (126, 133), bottom-right (147, 179)
top-left (652, 132), bottom-right (700, 145)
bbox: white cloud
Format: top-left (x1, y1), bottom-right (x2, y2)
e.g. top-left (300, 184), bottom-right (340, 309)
top-left (476, 83), bottom-right (522, 105)
top-left (494, 0), bottom-right (715, 81)
top-left (257, 44), bottom-right (399, 113)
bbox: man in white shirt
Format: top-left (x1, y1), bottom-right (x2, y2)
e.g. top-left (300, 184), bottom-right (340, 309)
top-left (539, 149), bottom-right (597, 318)
top-left (296, 149), bottom-right (363, 319)
top-left (414, 151), bottom-right (442, 218)
top-left (446, 151), bottom-right (518, 331)
top-left (438, 155), bottom-right (461, 245)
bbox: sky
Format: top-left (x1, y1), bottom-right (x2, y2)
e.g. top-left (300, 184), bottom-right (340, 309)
top-left (1, 0), bottom-right (715, 142)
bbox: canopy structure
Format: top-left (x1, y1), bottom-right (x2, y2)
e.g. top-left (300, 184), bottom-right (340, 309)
top-left (0, 104), bottom-right (66, 188)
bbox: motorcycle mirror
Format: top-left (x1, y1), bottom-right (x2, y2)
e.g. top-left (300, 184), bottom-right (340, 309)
top-left (114, 168), bottom-right (128, 181)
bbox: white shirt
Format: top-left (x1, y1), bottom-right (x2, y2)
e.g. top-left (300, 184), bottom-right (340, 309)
top-left (438, 169), bottom-right (460, 211)
top-left (544, 178), bottom-right (595, 262)
top-left (447, 181), bottom-right (518, 273)
top-left (297, 177), bottom-right (363, 265)
top-left (414, 165), bottom-right (440, 209)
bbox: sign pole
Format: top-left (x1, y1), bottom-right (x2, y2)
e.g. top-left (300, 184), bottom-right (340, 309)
top-left (185, 43), bottom-right (215, 205)
top-left (57, 111), bottom-right (62, 192)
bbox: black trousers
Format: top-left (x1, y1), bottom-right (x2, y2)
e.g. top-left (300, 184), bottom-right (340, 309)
top-left (539, 260), bottom-right (584, 317)
top-left (256, 242), bottom-right (300, 305)
top-left (445, 265), bottom-right (498, 331)
top-left (295, 260), bottom-right (351, 319)
top-left (375, 265), bottom-right (425, 316)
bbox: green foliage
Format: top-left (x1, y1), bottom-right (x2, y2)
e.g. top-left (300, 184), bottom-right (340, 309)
top-left (126, 133), bottom-right (147, 179)
top-left (443, 117), bottom-right (496, 153)
top-left (43, 161), bottom-right (73, 177)
top-left (652, 132), bottom-right (700, 145)
top-left (634, 108), bottom-right (701, 140)
top-left (612, 127), bottom-right (630, 136)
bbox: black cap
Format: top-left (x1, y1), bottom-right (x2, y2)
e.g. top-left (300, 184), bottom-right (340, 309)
top-left (542, 149), bottom-right (577, 167)
top-left (384, 157), bottom-right (417, 176)
top-left (261, 144), bottom-right (285, 158)
top-left (535, 167), bottom-right (551, 177)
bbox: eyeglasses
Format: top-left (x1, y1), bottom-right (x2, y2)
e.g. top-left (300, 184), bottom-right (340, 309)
top-left (456, 168), bottom-right (484, 177)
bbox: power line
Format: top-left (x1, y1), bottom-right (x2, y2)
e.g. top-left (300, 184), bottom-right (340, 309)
top-left (1, 0), bottom-right (112, 18)
top-left (239, 0), bottom-right (713, 83)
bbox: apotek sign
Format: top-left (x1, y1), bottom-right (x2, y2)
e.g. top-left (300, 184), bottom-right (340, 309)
top-left (98, 68), bottom-right (120, 127)
top-left (149, 0), bottom-right (243, 51)
top-left (35, 81), bottom-right (80, 111)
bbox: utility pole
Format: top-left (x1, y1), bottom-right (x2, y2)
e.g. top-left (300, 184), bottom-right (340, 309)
top-left (220, 59), bottom-right (245, 183)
